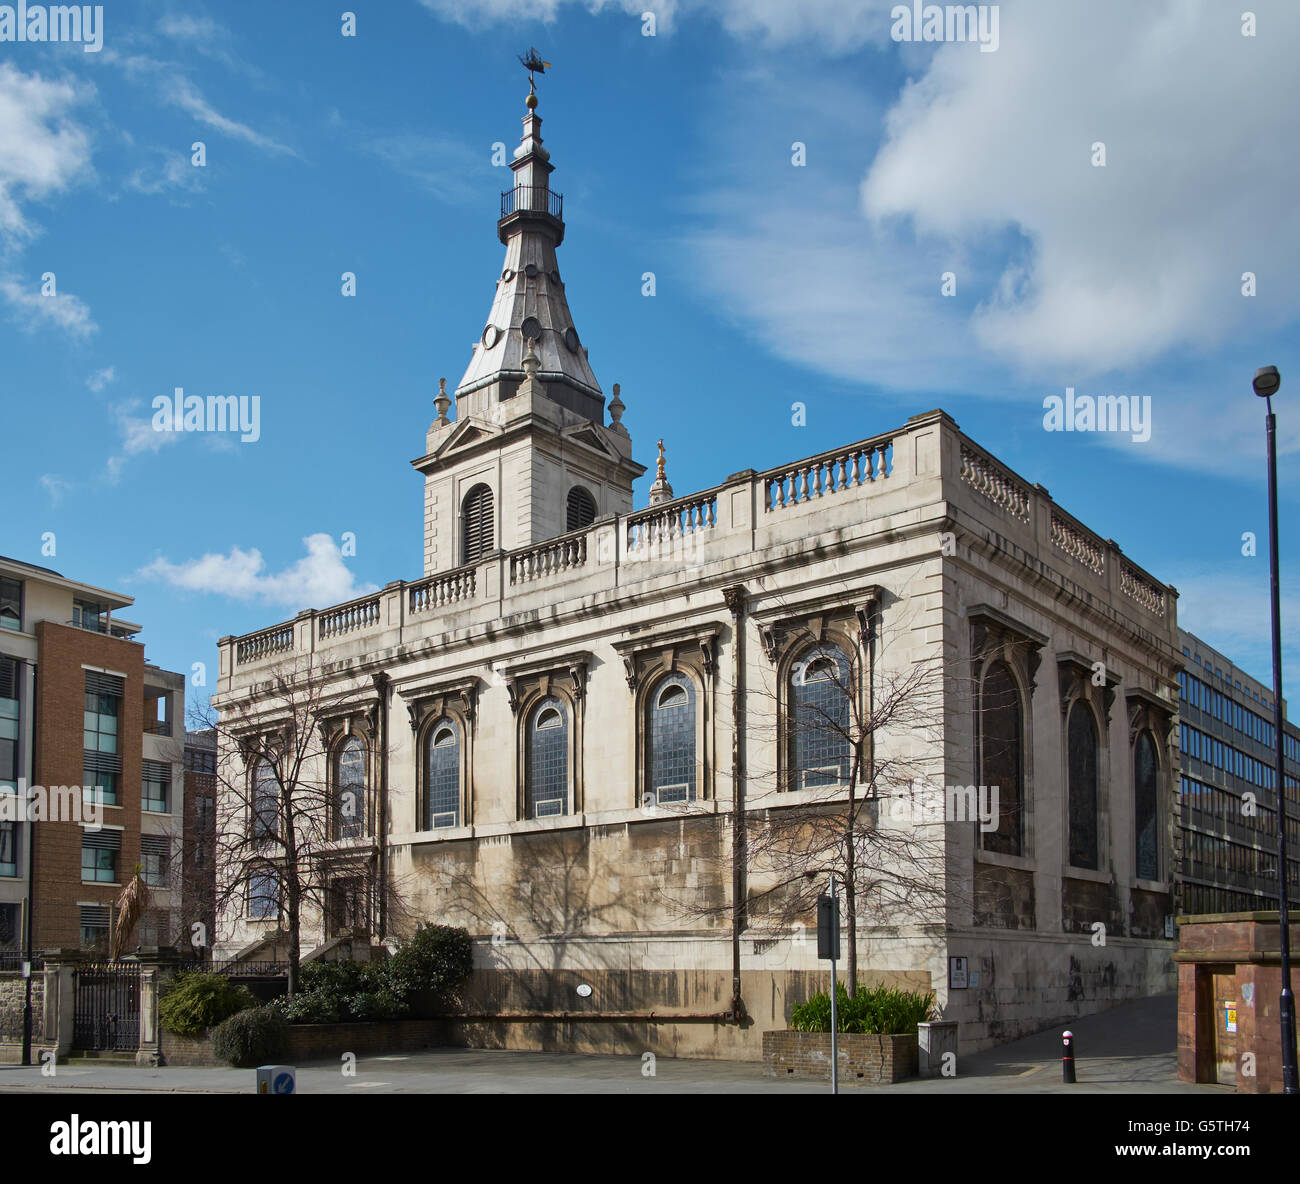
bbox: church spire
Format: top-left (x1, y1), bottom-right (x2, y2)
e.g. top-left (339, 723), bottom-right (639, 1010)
top-left (452, 76), bottom-right (606, 425)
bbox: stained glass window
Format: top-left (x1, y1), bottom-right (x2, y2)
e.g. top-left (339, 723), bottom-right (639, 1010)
top-left (648, 674), bottom-right (695, 803)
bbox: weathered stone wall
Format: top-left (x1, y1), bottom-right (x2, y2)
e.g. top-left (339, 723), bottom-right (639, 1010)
top-left (0, 973), bottom-right (43, 1042)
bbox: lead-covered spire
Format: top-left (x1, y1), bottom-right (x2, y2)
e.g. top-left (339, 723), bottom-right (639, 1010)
top-left (454, 88), bottom-right (603, 424)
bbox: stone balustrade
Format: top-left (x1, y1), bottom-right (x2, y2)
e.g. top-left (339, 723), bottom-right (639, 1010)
top-left (318, 594), bottom-right (381, 639)
top-left (409, 565), bottom-right (476, 615)
top-left (960, 442), bottom-right (1031, 522)
top-left (763, 438), bottom-right (892, 511)
top-left (219, 413), bottom-right (1175, 682)
top-left (510, 530), bottom-right (589, 585)
top-left (626, 490), bottom-right (719, 551)
top-left (235, 624), bottom-right (295, 664)
top-left (1051, 511), bottom-right (1106, 575)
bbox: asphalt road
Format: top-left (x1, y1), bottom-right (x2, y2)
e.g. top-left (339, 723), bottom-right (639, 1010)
top-left (0, 991), bottom-right (1223, 1094)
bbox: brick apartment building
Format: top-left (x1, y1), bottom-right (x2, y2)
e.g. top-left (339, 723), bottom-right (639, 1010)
top-left (0, 556), bottom-right (186, 957)
top-left (182, 729), bottom-right (217, 955)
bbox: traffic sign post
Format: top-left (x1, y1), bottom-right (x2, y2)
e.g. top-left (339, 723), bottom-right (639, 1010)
top-left (818, 878), bottom-right (842, 1094)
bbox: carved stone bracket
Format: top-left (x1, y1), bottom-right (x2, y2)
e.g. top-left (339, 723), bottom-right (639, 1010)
top-left (969, 604), bottom-right (1047, 691)
top-left (500, 653), bottom-right (591, 714)
top-left (612, 628), bottom-right (721, 693)
top-left (401, 677), bottom-right (480, 733)
top-left (751, 585), bottom-right (883, 666)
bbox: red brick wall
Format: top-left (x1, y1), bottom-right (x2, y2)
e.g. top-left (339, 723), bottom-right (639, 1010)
top-left (32, 623), bottom-right (145, 949)
top-left (762, 1029), bottom-right (918, 1084)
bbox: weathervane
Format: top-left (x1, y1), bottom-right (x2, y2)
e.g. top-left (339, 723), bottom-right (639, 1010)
top-left (518, 46), bottom-right (552, 105)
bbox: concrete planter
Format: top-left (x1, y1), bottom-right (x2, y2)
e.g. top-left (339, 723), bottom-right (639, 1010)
top-left (762, 1029), bottom-right (918, 1084)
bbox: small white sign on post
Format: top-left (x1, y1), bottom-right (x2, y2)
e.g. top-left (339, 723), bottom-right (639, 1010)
top-left (948, 956), bottom-right (969, 989)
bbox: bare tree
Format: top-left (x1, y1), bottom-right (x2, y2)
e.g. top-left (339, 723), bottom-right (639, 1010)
top-left (192, 657), bottom-right (390, 994)
top-left (671, 598), bottom-right (961, 995)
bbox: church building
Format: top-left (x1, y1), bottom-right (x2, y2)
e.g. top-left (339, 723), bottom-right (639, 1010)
top-left (212, 84), bottom-right (1182, 1058)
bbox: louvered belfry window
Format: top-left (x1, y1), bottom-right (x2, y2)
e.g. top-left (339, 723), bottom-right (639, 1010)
top-left (566, 486), bottom-right (596, 532)
top-left (461, 484), bottom-right (494, 564)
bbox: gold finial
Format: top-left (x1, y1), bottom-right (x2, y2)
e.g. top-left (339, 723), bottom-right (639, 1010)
top-left (656, 438), bottom-right (666, 480)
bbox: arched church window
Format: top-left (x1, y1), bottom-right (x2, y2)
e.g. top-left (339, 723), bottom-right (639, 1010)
top-left (527, 698), bottom-right (568, 818)
top-left (566, 486), bottom-right (597, 531)
top-left (647, 674), bottom-right (695, 804)
top-left (336, 735), bottom-right (365, 839)
top-left (424, 720), bottom-right (460, 829)
top-left (1134, 730), bottom-right (1159, 880)
top-left (978, 661), bottom-right (1023, 855)
top-left (789, 644), bottom-right (852, 790)
top-left (252, 760), bottom-right (280, 841)
top-left (1067, 701), bottom-right (1100, 869)
top-left (461, 484), bottom-right (494, 564)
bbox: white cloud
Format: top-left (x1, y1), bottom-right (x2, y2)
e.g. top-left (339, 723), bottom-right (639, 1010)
top-left (39, 473), bottom-right (72, 506)
top-left (105, 399), bottom-right (179, 482)
top-left (0, 272), bottom-right (96, 338)
top-left (417, 0), bottom-right (890, 50)
top-left (358, 131), bottom-right (489, 205)
top-left (123, 148), bottom-right (204, 197)
top-left (1169, 567), bottom-right (1300, 693)
top-left (111, 53), bottom-right (297, 158)
top-left (861, 0), bottom-right (1300, 375)
top-left (0, 62), bottom-right (94, 244)
top-left (139, 534), bottom-right (378, 611)
top-left (86, 365), bottom-right (115, 391)
top-left (160, 73), bottom-right (297, 157)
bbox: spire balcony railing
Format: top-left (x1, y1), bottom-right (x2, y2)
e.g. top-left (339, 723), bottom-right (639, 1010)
top-left (500, 185), bottom-right (563, 219)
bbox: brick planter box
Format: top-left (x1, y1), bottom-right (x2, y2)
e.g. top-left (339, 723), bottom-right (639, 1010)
top-left (762, 1029), bottom-right (918, 1084)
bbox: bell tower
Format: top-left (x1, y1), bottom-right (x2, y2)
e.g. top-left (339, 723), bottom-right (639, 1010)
top-left (412, 73), bottom-right (645, 577)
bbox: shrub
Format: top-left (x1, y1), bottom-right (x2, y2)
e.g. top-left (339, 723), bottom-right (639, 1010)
top-left (790, 984), bottom-right (936, 1035)
top-left (211, 1007), bottom-right (290, 1067)
top-left (384, 924), bottom-right (473, 1012)
top-left (159, 972), bottom-right (257, 1037)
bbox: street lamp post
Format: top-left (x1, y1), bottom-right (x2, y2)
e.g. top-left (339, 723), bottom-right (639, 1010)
top-left (1253, 364), bottom-right (1298, 1095)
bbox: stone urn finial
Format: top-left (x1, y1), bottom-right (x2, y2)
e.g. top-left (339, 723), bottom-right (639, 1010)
top-left (608, 382), bottom-right (628, 436)
top-left (648, 438), bottom-right (674, 505)
top-left (434, 377), bottom-right (451, 426)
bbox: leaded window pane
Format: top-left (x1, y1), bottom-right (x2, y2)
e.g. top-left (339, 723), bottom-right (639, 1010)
top-left (789, 645), bottom-right (852, 790)
top-left (979, 661), bottom-right (1022, 855)
top-left (1134, 730), bottom-right (1159, 880)
top-left (1068, 701), bottom-right (1099, 869)
top-left (527, 698), bottom-right (568, 818)
top-left (648, 675), bottom-right (695, 803)
top-left (337, 736), bottom-right (365, 838)
top-left (425, 722), bottom-right (460, 828)
top-left (253, 762), bottom-right (280, 840)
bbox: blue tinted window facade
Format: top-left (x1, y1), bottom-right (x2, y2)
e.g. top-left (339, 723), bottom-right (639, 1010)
top-left (789, 645), bottom-right (852, 790)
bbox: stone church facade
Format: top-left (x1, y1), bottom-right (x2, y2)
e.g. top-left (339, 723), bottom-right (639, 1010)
top-left (212, 90), bottom-right (1182, 1058)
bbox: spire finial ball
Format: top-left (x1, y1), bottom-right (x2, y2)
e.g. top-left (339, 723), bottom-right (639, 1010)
top-left (526, 90), bottom-right (538, 110)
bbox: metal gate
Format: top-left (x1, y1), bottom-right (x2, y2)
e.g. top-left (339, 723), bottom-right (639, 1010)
top-left (72, 963), bottom-right (141, 1051)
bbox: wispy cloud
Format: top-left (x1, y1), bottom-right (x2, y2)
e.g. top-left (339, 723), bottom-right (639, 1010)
top-left (110, 52), bottom-right (298, 159)
top-left (39, 473), bottom-right (72, 506)
top-left (123, 147), bottom-right (204, 197)
top-left (139, 534), bottom-right (378, 611)
top-left (0, 272), bottom-right (96, 338)
top-left (105, 398), bottom-right (179, 482)
top-left (1170, 566), bottom-right (1300, 693)
top-left (86, 365), bottom-right (115, 392)
top-left (357, 130), bottom-right (491, 205)
top-left (0, 62), bottom-right (95, 245)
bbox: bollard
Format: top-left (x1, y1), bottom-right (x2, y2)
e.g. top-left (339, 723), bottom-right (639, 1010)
top-left (1062, 1030), bottom-right (1076, 1084)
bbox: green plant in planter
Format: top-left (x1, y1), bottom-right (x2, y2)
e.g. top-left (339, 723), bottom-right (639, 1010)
top-left (211, 1007), bottom-right (290, 1067)
top-left (790, 984), bottom-right (936, 1035)
top-left (158, 972), bottom-right (258, 1037)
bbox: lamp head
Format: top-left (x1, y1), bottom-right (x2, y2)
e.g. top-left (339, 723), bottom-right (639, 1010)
top-left (1254, 366), bottom-right (1281, 399)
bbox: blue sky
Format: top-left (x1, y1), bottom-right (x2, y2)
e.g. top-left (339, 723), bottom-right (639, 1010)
top-left (2, 0), bottom-right (1298, 715)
